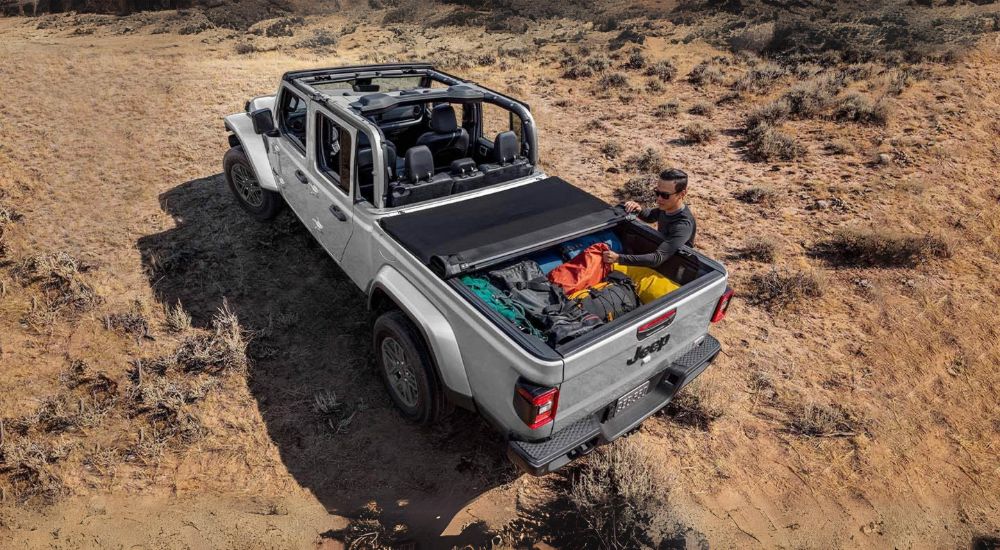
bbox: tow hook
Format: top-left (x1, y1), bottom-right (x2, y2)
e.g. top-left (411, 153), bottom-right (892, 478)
top-left (568, 439), bottom-right (598, 460)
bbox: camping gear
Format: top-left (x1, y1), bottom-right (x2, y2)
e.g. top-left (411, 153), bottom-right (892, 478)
top-left (460, 275), bottom-right (543, 338)
top-left (612, 264), bottom-right (682, 304)
top-left (527, 249), bottom-right (564, 275)
top-left (536, 300), bottom-right (604, 346)
top-left (570, 271), bottom-right (640, 322)
top-left (559, 230), bottom-right (623, 260)
top-left (547, 243), bottom-right (612, 296)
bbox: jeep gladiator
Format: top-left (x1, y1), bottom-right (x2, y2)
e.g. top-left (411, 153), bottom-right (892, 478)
top-left (223, 63), bottom-right (732, 474)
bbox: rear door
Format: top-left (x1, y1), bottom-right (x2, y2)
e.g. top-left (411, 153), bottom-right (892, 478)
top-left (553, 274), bottom-right (727, 436)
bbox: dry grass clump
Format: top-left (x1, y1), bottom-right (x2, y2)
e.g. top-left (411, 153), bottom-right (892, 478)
top-left (563, 438), bottom-right (664, 548)
top-left (297, 29), bottom-right (337, 50)
top-left (734, 62), bottom-right (787, 93)
top-left (174, 301), bottom-right (250, 375)
top-left (813, 230), bottom-right (952, 267)
top-left (563, 56), bottom-right (611, 80)
top-left (663, 381), bottom-right (724, 431)
top-left (105, 301), bottom-right (151, 340)
top-left (622, 49), bottom-right (646, 70)
top-left (0, 441), bottom-right (69, 504)
top-left (598, 72), bottom-right (629, 89)
top-left (624, 148), bottom-right (663, 173)
top-left (164, 300), bottom-right (192, 333)
top-left (687, 101), bottom-right (714, 117)
top-left (744, 121), bottom-right (805, 161)
top-left (681, 121), bottom-right (716, 144)
top-left (615, 175), bottom-right (657, 204)
top-left (644, 60), bottom-right (677, 82)
top-left (734, 186), bottom-right (778, 206)
top-left (325, 503), bottom-right (408, 549)
top-left (652, 100), bottom-right (679, 118)
top-left (11, 252), bottom-right (102, 322)
top-left (731, 238), bottom-right (777, 262)
top-left (747, 268), bottom-right (824, 312)
top-left (833, 93), bottom-right (890, 126)
top-left (600, 140), bottom-right (623, 159)
top-left (787, 402), bottom-right (864, 438)
top-left (781, 74), bottom-right (843, 119)
top-left (687, 59), bottom-right (727, 86)
top-left (234, 42), bottom-right (258, 55)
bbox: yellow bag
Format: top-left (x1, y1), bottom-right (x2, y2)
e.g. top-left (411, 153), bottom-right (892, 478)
top-left (612, 264), bottom-right (681, 304)
top-left (568, 282), bottom-right (608, 300)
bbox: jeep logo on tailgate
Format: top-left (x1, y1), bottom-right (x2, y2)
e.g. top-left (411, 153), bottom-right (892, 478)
top-left (626, 334), bottom-right (671, 365)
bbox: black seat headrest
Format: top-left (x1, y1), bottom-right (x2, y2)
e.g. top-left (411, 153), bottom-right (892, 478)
top-left (429, 104), bottom-right (459, 133)
top-left (492, 131), bottom-right (519, 164)
top-left (404, 145), bottom-right (435, 183)
top-left (450, 158), bottom-right (477, 175)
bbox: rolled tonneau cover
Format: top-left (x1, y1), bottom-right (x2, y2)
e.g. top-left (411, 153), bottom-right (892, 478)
top-left (380, 177), bottom-right (623, 277)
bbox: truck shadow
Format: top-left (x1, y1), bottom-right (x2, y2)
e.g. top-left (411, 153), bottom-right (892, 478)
top-left (136, 174), bottom-right (518, 546)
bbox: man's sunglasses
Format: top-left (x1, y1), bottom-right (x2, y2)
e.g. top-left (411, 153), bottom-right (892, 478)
top-left (652, 189), bottom-right (682, 199)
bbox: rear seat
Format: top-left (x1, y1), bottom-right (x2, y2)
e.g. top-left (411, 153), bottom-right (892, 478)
top-left (387, 145), bottom-right (454, 207)
top-left (478, 131), bottom-right (532, 186)
top-left (449, 158), bottom-right (488, 194)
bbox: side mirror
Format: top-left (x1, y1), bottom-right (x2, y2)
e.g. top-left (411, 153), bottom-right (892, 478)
top-left (250, 108), bottom-right (276, 135)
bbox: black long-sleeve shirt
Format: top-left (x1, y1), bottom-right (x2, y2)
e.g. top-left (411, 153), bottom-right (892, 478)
top-left (617, 205), bottom-right (696, 268)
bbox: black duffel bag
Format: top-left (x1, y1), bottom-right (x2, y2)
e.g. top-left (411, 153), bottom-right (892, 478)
top-left (574, 271), bottom-right (640, 322)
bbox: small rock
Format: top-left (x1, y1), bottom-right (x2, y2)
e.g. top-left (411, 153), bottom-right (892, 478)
top-left (807, 199), bottom-right (831, 211)
top-left (876, 153), bottom-right (892, 165)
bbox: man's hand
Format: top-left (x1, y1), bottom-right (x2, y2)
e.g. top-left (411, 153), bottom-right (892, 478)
top-left (623, 201), bottom-right (642, 214)
top-left (602, 250), bottom-right (620, 264)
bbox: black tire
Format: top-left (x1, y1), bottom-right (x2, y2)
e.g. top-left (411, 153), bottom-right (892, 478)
top-left (223, 145), bottom-right (283, 221)
top-left (373, 310), bottom-right (450, 425)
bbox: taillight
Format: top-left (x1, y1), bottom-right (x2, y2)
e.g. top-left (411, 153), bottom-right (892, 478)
top-left (711, 287), bottom-right (734, 323)
top-left (514, 381), bottom-right (559, 429)
top-left (637, 308), bottom-right (676, 340)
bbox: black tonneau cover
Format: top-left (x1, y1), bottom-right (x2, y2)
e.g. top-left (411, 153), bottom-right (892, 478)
top-left (381, 177), bottom-right (622, 277)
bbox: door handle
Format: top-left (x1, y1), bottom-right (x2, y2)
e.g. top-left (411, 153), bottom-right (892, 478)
top-left (295, 170), bottom-right (308, 183)
top-left (329, 204), bottom-right (347, 221)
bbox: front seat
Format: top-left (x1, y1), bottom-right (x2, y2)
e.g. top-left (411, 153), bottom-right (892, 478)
top-left (415, 104), bottom-right (470, 169)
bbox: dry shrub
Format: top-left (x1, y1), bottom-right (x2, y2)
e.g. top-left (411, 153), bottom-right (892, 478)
top-left (781, 74), bottom-right (843, 118)
top-left (622, 49), bottom-right (646, 70)
top-left (297, 29), bottom-right (337, 50)
top-left (175, 301), bottom-right (250, 375)
top-left (734, 62), bottom-right (787, 93)
top-left (11, 252), bottom-right (102, 319)
top-left (0, 441), bottom-right (68, 504)
top-left (326, 503), bottom-right (408, 549)
top-left (745, 122), bottom-right (805, 161)
top-left (687, 101), bottom-right (713, 117)
top-left (564, 438), bottom-right (664, 548)
top-left (687, 60), bottom-right (726, 86)
top-left (644, 59), bottom-right (677, 82)
top-left (745, 98), bottom-right (791, 129)
top-left (625, 148), bottom-right (663, 173)
top-left (127, 378), bottom-right (210, 456)
top-left (615, 175), bottom-right (657, 204)
top-left (599, 72), bottom-right (629, 89)
top-left (825, 139), bottom-right (853, 155)
top-left (734, 186), bottom-right (778, 206)
top-left (105, 301), bottom-right (150, 340)
top-left (382, 2), bottom-right (417, 24)
top-left (681, 121), bottom-right (716, 144)
top-left (663, 382), bottom-right (723, 431)
top-left (645, 79), bottom-right (664, 93)
top-left (0, 202), bottom-right (22, 225)
top-left (652, 100), bottom-right (679, 118)
top-left (234, 42), bottom-right (258, 55)
top-left (787, 402), bottom-right (864, 438)
top-left (601, 140), bottom-right (623, 159)
top-left (164, 300), bottom-right (191, 333)
top-left (813, 230), bottom-right (952, 267)
top-left (731, 238), bottom-right (777, 262)
top-left (833, 93), bottom-right (890, 126)
top-left (748, 268), bottom-right (824, 312)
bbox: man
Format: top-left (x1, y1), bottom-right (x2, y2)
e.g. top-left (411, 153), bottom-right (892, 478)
top-left (603, 168), bottom-right (696, 267)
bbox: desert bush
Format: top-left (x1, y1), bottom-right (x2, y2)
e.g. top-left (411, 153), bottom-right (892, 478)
top-left (787, 402), bottom-right (863, 438)
top-left (234, 42), bottom-right (258, 55)
top-left (645, 79), bottom-right (664, 93)
top-left (601, 140), bottom-right (623, 159)
top-left (731, 238), bottom-right (777, 262)
top-left (663, 381), bottom-right (723, 430)
top-left (644, 59), bottom-right (677, 82)
top-left (812, 230), bottom-right (951, 267)
top-left (623, 49), bottom-right (646, 70)
top-left (615, 175), bottom-right (657, 204)
top-left (11, 252), bottom-right (102, 318)
top-left (744, 122), bottom-right (805, 161)
top-left (258, 16), bottom-right (303, 37)
top-left (734, 62), bottom-right (786, 93)
top-left (833, 93), bottom-right (890, 126)
top-left (382, 3), bottom-right (417, 24)
top-left (747, 268), bottom-right (823, 312)
top-left (687, 101), bottom-right (713, 117)
top-left (734, 186), bottom-right (778, 206)
top-left (681, 121), bottom-right (716, 144)
top-left (0, 441), bottom-right (68, 504)
top-left (105, 308), bottom-right (151, 340)
top-left (164, 301), bottom-right (192, 333)
top-left (326, 503), bottom-right (407, 549)
top-left (824, 139), bottom-right (853, 155)
top-left (625, 148), bottom-right (663, 173)
top-left (687, 60), bottom-right (726, 86)
top-left (174, 301), bottom-right (249, 375)
top-left (652, 100), bottom-right (679, 118)
top-left (745, 98), bottom-right (791, 129)
top-left (781, 74), bottom-right (843, 119)
top-left (297, 29), bottom-right (337, 50)
top-left (599, 72), bottom-right (629, 88)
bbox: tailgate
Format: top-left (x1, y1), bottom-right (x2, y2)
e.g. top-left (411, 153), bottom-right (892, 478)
top-left (553, 273), bottom-right (727, 434)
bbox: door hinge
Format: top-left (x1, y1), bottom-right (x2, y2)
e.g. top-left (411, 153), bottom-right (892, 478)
top-left (311, 218), bottom-right (324, 232)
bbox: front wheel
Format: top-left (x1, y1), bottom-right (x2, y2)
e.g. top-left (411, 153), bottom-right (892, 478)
top-left (223, 146), bottom-right (283, 221)
top-left (373, 310), bottom-right (450, 425)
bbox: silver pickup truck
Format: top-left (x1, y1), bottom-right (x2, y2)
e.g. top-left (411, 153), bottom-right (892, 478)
top-left (223, 63), bottom-right (732, 474)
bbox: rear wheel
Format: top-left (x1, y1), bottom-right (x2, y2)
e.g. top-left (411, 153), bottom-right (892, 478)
top-left (223, 146), bottom-right (283, 221)
top-left (373, 310), bottom-right (449, 425)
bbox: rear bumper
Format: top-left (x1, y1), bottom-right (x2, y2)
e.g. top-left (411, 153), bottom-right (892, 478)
top-left (507, 334), bottom-right (721, 476)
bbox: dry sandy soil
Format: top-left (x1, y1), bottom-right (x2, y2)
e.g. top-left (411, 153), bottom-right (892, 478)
top-left (1, 3), bottom-right (999, 548)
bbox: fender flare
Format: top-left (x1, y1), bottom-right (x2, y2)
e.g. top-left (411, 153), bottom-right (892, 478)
top-left (224, 112), bottom-right (280, 192)
top-left (368, 266), bottom-right (472, 398)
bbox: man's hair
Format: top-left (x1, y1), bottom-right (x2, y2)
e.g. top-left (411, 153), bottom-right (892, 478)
top-left (659, 168), bottom-right (688, 193)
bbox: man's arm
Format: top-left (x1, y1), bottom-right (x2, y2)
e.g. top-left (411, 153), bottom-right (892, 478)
top-left (637, 207), bottom-right (660, 223)
top-left (616, 218), bottom-right (692, 268)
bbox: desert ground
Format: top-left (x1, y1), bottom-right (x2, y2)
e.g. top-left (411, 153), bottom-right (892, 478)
top-left (1, 1), bottom-right (999, 548)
